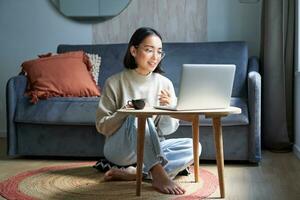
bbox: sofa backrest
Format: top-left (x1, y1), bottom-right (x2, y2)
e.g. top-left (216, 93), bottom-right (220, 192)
top-left (58, 41), bottom-right (248, 97)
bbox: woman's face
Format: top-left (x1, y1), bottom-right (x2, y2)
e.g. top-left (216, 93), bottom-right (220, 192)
top-left (130, 35), bottom-right (164, 75)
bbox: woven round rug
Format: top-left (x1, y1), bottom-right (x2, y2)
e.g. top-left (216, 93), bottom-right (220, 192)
top-left (0, 162), bottom-right (218, 200)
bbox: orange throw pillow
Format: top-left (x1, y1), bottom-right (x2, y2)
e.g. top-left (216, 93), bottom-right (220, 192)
top-left (22, 51), bottom-right (100, 104)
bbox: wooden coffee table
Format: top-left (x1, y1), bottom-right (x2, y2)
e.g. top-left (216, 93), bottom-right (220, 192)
top-left (117, 106), bottom-right (241, 197)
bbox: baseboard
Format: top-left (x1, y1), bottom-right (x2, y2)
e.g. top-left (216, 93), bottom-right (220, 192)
top-left (294, 144), bottom-right (300, 160)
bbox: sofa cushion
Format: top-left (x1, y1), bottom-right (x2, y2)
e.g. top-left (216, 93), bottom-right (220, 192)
top-left (58, 42), bottom-right (248, 98)
top-left (162, 42), bottom-right (248, 98)
top-left (15, 96), bottom-right (247, 127)
top-left (179, 97), bottom-right (249, 126)
top-left (21, 51), bottom-right (100, 104)
top-left (15, 96), bottom-right (99, 125)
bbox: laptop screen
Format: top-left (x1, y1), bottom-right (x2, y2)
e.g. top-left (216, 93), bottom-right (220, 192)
top-left (175, 64), bottom-right (236, 110)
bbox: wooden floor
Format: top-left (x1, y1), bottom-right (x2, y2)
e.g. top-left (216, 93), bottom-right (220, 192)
top-left (0, 138), bottom-right (299, 200)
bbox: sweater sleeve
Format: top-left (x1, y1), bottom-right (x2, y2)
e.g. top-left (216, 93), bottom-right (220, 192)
top-left (157, 79), bottom-right (179, 135)
top-left (95, 79), bottom-right (127, 136)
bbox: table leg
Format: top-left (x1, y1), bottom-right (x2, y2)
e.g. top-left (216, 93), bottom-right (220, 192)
top-left (192, 115), bottom-right (200, 182)
top-left (212, 117), bottom-right (225, 198)
top-left (136, 116), bottom-right (146, 196)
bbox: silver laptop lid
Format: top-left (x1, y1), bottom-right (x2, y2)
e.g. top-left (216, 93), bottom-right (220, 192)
top-left (176, 64), bottom-right (236, 110)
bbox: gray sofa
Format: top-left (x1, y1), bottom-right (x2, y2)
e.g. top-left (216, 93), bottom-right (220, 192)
top-left (6, 41), bottom-right (261, 163)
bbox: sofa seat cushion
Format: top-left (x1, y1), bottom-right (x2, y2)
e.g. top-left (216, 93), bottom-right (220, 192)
top-left (15, 97), bottom-right (248, 126)
top-left (15, 96), bottom-right (99, 125)
top-left (179, 97), bottom-right (249, 126)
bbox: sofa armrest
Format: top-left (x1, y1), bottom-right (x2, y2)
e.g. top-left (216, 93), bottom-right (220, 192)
top-left (6, 75), bottom-right (27, 156)
top-left (248, 56), bottom-right (260, 73)
top-left (247, 61), bottom-right (261, 162)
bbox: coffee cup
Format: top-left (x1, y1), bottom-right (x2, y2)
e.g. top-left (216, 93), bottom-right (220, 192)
top-left (127, 99), bottom-right (146, 110)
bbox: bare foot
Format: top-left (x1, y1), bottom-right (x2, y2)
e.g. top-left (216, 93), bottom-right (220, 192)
top-left (151, 164), bottom-right (186, 195)
top-left (103, 166), bottom-right (136, 181)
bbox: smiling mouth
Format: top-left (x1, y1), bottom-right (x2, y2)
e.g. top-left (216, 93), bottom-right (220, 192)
top-left (148, 62), bottom-right (157, 67)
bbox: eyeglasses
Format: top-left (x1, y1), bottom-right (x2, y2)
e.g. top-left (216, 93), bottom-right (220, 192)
top-left (135, 45), bottom-right (166, 60)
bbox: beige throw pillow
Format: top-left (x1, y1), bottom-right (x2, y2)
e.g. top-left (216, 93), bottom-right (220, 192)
top-left (86, 53), bottom-right (101, 85)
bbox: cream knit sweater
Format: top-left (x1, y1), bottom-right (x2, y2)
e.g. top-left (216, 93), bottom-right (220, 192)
top-left (95, 69), bottom-right (179, 137)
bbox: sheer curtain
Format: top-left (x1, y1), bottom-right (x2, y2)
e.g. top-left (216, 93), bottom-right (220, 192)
top-left (261, 0), bottom-right (295, 151)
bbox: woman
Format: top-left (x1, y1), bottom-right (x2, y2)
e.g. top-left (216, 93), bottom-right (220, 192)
top-left (96, 27), bottom-right (201, 195)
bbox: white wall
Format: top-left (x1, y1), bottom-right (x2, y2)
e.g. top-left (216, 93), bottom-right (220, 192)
top-left (294, 0), bottom-right (300, 159)
top-left (0, 0), bottom-right (92, 137)
top-left (207, 0), bottom-right (262, 57)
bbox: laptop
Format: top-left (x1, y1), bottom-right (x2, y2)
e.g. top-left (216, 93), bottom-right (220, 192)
top-left (154, 64), bottom-right (236, 110)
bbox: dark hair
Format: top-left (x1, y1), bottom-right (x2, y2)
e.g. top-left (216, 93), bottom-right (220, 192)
top-left (123, 27), bottom-right (164, 73)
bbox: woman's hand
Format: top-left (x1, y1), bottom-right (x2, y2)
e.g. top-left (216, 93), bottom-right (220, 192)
top-left (158, 89), bottom-right (171, 106)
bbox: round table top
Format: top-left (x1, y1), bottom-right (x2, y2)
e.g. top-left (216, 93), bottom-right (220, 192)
top-left (117, 106), bottom-right (241, 116)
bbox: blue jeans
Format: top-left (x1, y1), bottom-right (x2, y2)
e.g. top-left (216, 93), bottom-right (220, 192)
top-left (103, 115), bottom-right (201, 179)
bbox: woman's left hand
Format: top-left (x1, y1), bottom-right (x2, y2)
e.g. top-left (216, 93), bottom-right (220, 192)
top-left (158, 89), bottom-right (171, 106)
